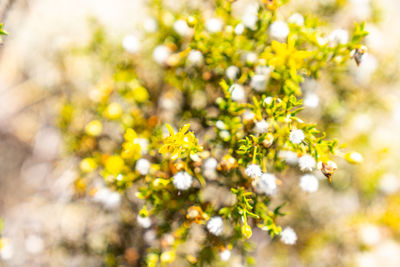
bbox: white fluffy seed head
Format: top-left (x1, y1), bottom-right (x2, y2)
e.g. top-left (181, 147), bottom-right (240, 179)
top-left (288, 13), bottom-right (304, 26)
top-left (220, 249), bottom-right (231, 261)
top-left (134, 138), bottom-right (149, 154)
top-left (93, 187), bottom-right (121, 210)
top-left (206, 18), bottom-right (223, 33)
top-left (143, 17), bottom-right (158, 33)
top-left (173, 171), bottom-right (193, 190)
top-left (289, 129), bottom-right (305, 144)
top-left (246, 52), bottom-right (258, 64)
top-left (251, 74), bottom-right (268, 92)
top-left (230, 84), bottom-right (246, 102)
top-left (280, 227), bottom-right (297, 245)
top-left (137, 214), bottom-right (152, 228)
top-left (245, 164), bottom-right (262, 178)
top-left (187, 50), bottom-right (203, 66)
top-left (256, 173), bottom-right (277, 195)
top-left (136, 158), bottom-right (151, 175)
top-left (203, 157), bottom-right (218, 171)
top-left (298, 154), bottom-right (316, 172)
top-left (254, 120), bottom-right (269, 134)
top-left (279, 150), bottom-right (298, 165)
top-left (300, 174), bottom-right (319, 192)
top-left (234, 23), bottom-right (245, 35)
top-left (270, 21), bottom-right (290, 41)
top-left (242, 4), bottom-right (259, 30)
top-left (242, 110), bottom-right (255, 122)
top-left (207, 216), bottom-right (224, 236)
top-left (173, 19), bottom-right (191, 36)
top-left (304, 93), bottom-right (319, 108)
top-left (226, 65), bottom-right (240, 80)
top-left (122, 35), bottom-right (140, 54)
top-left (328, 29), bottom-right (349, 45)
top-left (153, 45), bottom-right (171, 65)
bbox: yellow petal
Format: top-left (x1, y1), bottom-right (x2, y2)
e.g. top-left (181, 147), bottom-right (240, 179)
top-left (165, 123), bottom-right (175, 136)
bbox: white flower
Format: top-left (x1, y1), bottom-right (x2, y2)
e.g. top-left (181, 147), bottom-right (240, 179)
top-left (173, 171), bottom-right (193, 190)
top-left (255, 120), bottom-right (269, 133)
top-left (230, 83), bottom-right (246, 102)
top-left (234, 23), bottom-right (245, 35)
top-left (153, 45), bottom-right (171, 65)
top-left (226, 65), bottom-right (240, 80)
top-left (207, 216), bottom-right (224, 236)
top-left (242, 4), bottom-right (259, 30)
top-left (250, 74), bottom-right (268, 92)
top-left (280, 227), bottom-right (297, 245)
top-left (304, 93), bottom-right (319, 108)
top-left (289, 129), bottom-right (305, 144)
top-left (298, 154), bottom-right (316, 172)
top-left (143, 17), bottom-right (158, 33)
top-left (137, 214), bottom-right (152, 228)
top-left (203, 157), bottom-right (218, 171)
top-left (288, 13), bottom-right (304, 26)
top-left (136, 158), bottom-right (151, 175)
top-left (300, 174), bottom-right (319, 192)
top-left (220, 250), bottom-right (231, 261)
top-left (245, 164), bottom-right (262, 178)
top-left (122, 35), bottom-right (140, 54)
top-left (173, 19), bottom-right (191, 36)
top-left (206, 18), bottom-right (223, 33)
top-left (256, 173), bottom-right (277, 195)
top-left (187, 50), bottom-right (203, 66)
top-left (270, 21), bottom-right (289, 41)
top-left (328, 29), bottom-right (349, 45)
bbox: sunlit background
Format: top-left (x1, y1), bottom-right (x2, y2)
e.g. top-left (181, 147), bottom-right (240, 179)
top-left (1, 0), bottom-right (400, 266)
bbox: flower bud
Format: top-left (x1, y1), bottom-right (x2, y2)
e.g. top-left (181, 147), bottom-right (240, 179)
top-left (262, 133), bottom-right (274, 148)
top-left (241, 224), bottom-right (252, 239)
top-left (345, 152), bottom-right (363, 164)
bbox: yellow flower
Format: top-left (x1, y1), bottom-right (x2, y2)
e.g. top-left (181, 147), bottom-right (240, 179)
top-left (160, 250), bottom-right (175, 263)
top-left (105, 155), bottom-right (125, 174)
top-left (121, 128), bottom-right (142, 160)
top-left (85, 120), bottom-right (102, 137)
top-left (104, 102), bottom-right (122, 120)
top-left (266, 35), bottom-right (311, 78)
top-left (132, 86), bottom-right (149, 103)
top-left (159, 124), bottom-right (201, 160)
top-left (80, 157), bottom-right (97, 173)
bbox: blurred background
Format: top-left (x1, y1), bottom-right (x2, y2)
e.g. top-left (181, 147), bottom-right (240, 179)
top-left (1, 0), bottom-right (400, 266)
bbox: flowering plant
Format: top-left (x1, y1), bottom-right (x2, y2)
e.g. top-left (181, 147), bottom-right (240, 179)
top-left (58, 0), bottom-right (367, 265)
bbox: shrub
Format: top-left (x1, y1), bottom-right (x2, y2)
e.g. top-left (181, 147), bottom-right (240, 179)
top-left (58, 0), bottom-right (367, 265)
